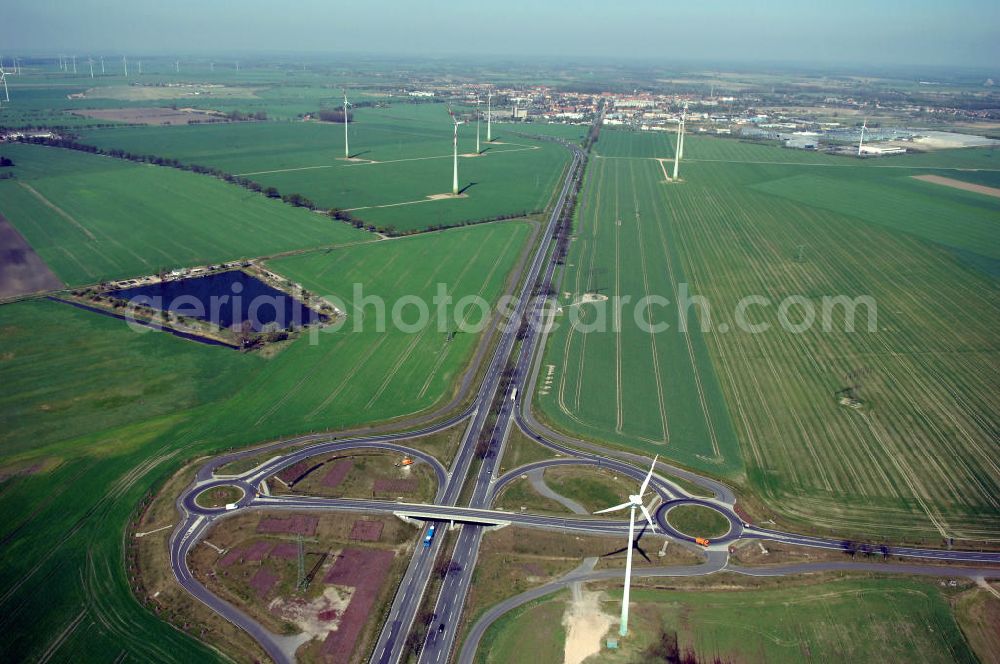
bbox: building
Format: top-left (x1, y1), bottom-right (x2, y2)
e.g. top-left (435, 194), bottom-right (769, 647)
top-left (859, 145), bottom-right (907, 156)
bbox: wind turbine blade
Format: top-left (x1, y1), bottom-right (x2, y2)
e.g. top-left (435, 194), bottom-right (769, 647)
top-left (593, 501), bottom-right (632, 515)
top-left (639, 455), bottom-right (658, 496)
top-left (639, 502), bottom-right (657, 533)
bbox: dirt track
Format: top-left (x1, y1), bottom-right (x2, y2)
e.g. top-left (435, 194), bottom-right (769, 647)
top-left (912, 174), bottom-right (1000, 199)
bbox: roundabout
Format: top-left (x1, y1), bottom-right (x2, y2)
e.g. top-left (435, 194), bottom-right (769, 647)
top-left (655, 498), bottom-right (744, 545)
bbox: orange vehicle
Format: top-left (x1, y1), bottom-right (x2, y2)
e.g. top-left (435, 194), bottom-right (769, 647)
top-left (695, 537), bottom-right (710, 547)
top-left (400, 457), bottom-right (414, 466)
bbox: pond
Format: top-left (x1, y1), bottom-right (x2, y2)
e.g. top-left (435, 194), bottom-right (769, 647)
top-left (108, 270), bottom-right (324, 331)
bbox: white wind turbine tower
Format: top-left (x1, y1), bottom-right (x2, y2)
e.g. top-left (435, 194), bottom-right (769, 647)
top-left (175, 60), bottom-right (180, 74)
top-left (137, 60), bottom-right (142, 75)
top-left (122, 56), bottom-right (128, 77)
top-left (88, 57), bottom-right (94, 79)
top-left (100, 56), bottom-right (105, 75)
top-left (672, 105), bottom-right (686, 181)
top-left (0, 64), bottom-right (10, 103)
top-left (593, 455), bottom-right (659, 637)
top-left (448, 107), bottom-right (465, 195)
top-left (857, 118), bottom-right (867, 157)
top-left (72, 55), bottom-right (77, 74)
top-left (476, 96), bottom-right (481, 154)
top-left (486, 90), bottom-right (493, 142)
top-left (342, 90), bottom-right (352, 158)
top-left (678, 102), bottom-right (688, 160)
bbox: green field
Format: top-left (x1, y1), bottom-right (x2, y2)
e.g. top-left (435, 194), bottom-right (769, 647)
top-left (0, 299), bottom-right (259, 458)
top-left (539, 130), bottom-right (1000, 542)
top-left (665, 504), bottom-right (731, 538)
top-left (475, 595), bottom-right (567, 664)
top-left (536, 151), bottom-right (743, 475)
top-left (543, 467), bottom-right (630, 514)
top-left (199, 221), bottom-right (532, 443)
top-left (0, 219), bottom-right (531, 662)
top-left (478, 578), bottom-right (978, 663)
top-left (0, 143), bottom-right (370, 285)
top-left (78, 104), bottom-right (572, 232)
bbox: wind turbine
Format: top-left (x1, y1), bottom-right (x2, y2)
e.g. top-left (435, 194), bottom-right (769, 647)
top-left (672, 106), bottom-right (686, 181)
top-left (476, 96), bottom-right (481, 154)
top-left (88, 57), bottom-right (94, 79)
top-left (137, 60), bottom-right (142, 75)
top-left (342, 90), bottom-right (351, 158)
top-left (678, 102), bottom-right (688, 160)
top-left (123, 56), bottom-right (128, 77)
top-left (857, 118), bottom-right (867, 157)
top-left (593, 455), bottom-right (659, 637)
top-left (72, 55), bottom-right (77, 74)
top-left (486, 90), bottom-right (492, 142)
top-left (448, 107), bottom-right (465, 195)
top-left (0, 64), bottom-right (9, 103)
top-left (175, 60), bottom-right (180, 74)
top-left (100, 56), bottom-right (105, 75)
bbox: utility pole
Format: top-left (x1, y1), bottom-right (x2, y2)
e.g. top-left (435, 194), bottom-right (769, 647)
top-left (296, 534), bottom-right (306, 591)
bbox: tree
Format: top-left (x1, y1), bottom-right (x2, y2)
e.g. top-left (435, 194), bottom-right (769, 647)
top-left (434, 559), bottom-right (462, 579)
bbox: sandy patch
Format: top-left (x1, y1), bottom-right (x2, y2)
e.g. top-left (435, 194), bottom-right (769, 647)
top-left (912, 174), bottom-right (1000, 199)
top-left (268, 585), bottom-right (353, 641)
top-left (426, 193), bottom-right (469, 201)
top-left (565, 292), bottom-right (609, 308)
top-left (562, 587), bottom-right (612, 664)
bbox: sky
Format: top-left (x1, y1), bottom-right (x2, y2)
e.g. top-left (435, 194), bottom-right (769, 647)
top-left (2, 0), bottom-right (998, 69)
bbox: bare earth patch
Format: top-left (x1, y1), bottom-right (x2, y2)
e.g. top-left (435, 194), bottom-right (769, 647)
top-left (563, 587), bottom-right (612, 664)
top-left (348, 520), bottom-right (384, 542)
top-left (320, 548), bottom-right (395, 661)
top-left (257, 515), bottom-right (319, 536)
top-left (912, 174), bottom-right (1000, 199)
top-left (70, 107), bottom-right (227, 125)
top-left (321, 459), bottom-right (354, 488)
top-left (0, 214), bottom-right (64, 298)
top-left (81, 84), bottom-right (259, 102)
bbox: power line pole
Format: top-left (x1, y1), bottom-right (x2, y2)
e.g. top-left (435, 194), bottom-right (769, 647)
top-left (296, 535), bottom-right (306, 591)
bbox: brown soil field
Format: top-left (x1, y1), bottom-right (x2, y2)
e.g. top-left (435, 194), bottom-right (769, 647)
top-left (913, 174), bottom-right (1000, 199)
top-left (71, 107), bottom-right (227, 125)
top-left (319, 548), bottom-right (396, 663)
top-left (0, 214), bottom-right (63, 299)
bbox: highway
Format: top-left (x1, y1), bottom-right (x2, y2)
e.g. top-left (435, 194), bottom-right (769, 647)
top-left (385, 139), bottom-right (589, 664)
top-left (167, 119), bottom-right (1000, 664)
